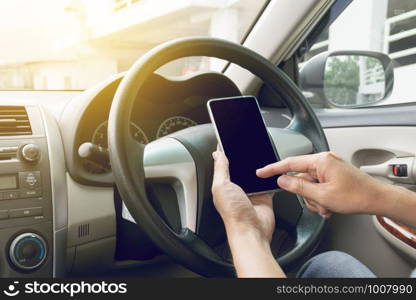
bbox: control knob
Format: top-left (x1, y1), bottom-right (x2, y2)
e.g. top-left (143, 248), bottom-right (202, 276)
top-left (20, 144), bottom-right (41, 163)
top-left (9, 233), bottom-right (47, 271)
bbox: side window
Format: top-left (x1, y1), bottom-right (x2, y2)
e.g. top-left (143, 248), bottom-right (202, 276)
top-left (298, 0), bottom-right (416, 108)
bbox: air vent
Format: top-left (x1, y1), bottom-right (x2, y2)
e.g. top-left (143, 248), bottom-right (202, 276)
top-left (78, 223), bottom-right (90, 238)
top-left (0, 106), bottom-right (32, 136)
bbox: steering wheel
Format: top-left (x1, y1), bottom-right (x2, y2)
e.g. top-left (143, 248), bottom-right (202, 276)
top-left (108, 37), bottom-right (329, 277)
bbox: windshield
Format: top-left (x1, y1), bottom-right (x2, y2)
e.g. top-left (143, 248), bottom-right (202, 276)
top-left (0, 0), bottom-right (267, 91)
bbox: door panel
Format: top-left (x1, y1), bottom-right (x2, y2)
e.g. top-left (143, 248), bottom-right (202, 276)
top-left (263, 103), bottom-right (416, 276)
top-left (321, 124), bottom-right (416, 277)
top-left (324, 127), bottom-right (416, 164)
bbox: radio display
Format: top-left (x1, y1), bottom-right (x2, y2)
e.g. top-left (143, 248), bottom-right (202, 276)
top-left (0, 175), bottom-right (17, 190)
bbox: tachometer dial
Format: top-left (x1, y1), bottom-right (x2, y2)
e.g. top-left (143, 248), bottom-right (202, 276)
top-left (84, 121), bottom-right (148, 174)
top-left (156, 116), bottom-right (198, 138)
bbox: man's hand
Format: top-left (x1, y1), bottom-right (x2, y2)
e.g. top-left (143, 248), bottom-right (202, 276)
top-left (211, 147), bottom-right (285, 277)
top-left (211, 148), bottom-right (275, 243)
top-left (256, 152), bottom-right (384, 217)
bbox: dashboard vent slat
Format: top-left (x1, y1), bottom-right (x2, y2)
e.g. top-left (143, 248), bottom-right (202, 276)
top-left (0, 106), bottom-right (32, 136)
top-left (78, 223), bottom-right (90, 238)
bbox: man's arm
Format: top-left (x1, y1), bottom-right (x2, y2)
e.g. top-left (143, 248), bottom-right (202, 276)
top-left (211, 149), bottom-right (285, 277)
top-left (227, 227), bottom-right (285, 278)
top-left (372, 183), bottom-right (416, 227)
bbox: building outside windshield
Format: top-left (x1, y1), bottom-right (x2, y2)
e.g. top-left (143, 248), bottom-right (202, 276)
top-left (0, 0), bottom-right (266, 91)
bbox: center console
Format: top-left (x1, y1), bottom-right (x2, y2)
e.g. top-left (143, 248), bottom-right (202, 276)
top-left (0, 105), bottom-right (60, 277)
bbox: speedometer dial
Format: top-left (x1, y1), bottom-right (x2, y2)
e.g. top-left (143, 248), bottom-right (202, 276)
top-left (156, 116), bottom-right (198, 138)
top-left (92, 121), bottom-right (149, 148)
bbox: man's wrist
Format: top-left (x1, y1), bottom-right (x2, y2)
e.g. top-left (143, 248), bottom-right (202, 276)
top-left (365, 179), bottom-right (398, 216)
top-left (225, 223), bottom-right (270, 251)
top-left (224, 222), bottom-right (285, 278)
top-left (357, 177), bottom-right (416, 227)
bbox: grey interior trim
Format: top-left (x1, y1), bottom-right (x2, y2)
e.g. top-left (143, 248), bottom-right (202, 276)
top-left (144, 137), bottom-right (197, 232)
top-left (320, 214), bottom-right (414, 277)
top-left (40, 106), bottom-right (68, 277)
top-left (69, 236), bottom-right (116, 275)
top-left (66, 174), bottom-right (115, 248)
top-left (225, 0), bottom-right (334, 94)
top-left (58, 73), bottom-right (124, 186)
top-left (323, 127), bottom-right (416, 163)
top-left (315, 104), bottom-right (416, 128)
top-left (280, 0), bottom-right (335, 61)
top-left (268, 127), bottom-right (313, 158)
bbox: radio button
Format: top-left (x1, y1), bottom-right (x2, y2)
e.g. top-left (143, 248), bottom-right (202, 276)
top-left (0, 210), bottom-right (8, 220)
top-left (20, 188), bottom-right (42, 199)
top-left (3, 191), bottom-right (20, 200)
top-left (9, 207), bottom-right (43, 219)
top-left (20, 144), bottom-right (41, 163)
top-left (19, 171), bottom-right (41, 189)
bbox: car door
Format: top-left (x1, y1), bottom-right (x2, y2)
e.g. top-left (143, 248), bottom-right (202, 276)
top-left (294, 0), bottom-right (416, 277)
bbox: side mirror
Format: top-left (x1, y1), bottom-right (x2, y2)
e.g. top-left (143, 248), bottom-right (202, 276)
top-left (299, 51), bottom-right (394, 108)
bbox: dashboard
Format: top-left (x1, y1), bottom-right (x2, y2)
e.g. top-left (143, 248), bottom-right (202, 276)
top-left (0, 70), bottom-right (242, 277)
top-left (0, 70), bottom-right (293, 277)
top-left (0, 69), bottom-right (294, 277)
top-left (81, 73), bottom-right (216, 174)
top-left (60, 71), bottom-right (241, 186)
top-left (57, 71), bottom-right (244, 267)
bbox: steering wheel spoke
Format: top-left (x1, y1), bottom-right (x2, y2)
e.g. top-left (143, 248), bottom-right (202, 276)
top-left (143, 138), bottom-right (197, 232)
top-left (267, 127), bottom-right (313, 159)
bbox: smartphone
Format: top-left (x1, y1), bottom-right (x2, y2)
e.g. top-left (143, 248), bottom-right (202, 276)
top-left (207, 96), bottom-right (280, 195)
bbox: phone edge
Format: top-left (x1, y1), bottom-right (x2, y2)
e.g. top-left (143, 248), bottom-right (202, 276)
top-left (207, 96), bottom-right (281, 195)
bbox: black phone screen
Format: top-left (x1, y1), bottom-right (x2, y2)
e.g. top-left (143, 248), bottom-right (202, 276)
top-left (208, 96), bottom-right (280, 194)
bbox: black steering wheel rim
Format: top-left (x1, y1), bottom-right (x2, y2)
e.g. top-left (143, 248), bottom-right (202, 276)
top-left (108, 37), bottom-right (329, 277)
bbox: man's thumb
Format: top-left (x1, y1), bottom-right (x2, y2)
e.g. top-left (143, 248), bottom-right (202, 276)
top-left (212, 149), bottom-right (230, 184)
top-left (278, 175), bottom-right (319, 199)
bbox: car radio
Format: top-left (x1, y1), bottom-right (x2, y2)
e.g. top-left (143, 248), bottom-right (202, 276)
top-left (0, 171), bottom-right (42, 201)
top-left (0, 138), bottom-right (52, 274)
top-left (0, 143), bottom-right (45, 222)
top-left (0, 106), bottom-right (54, 277)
